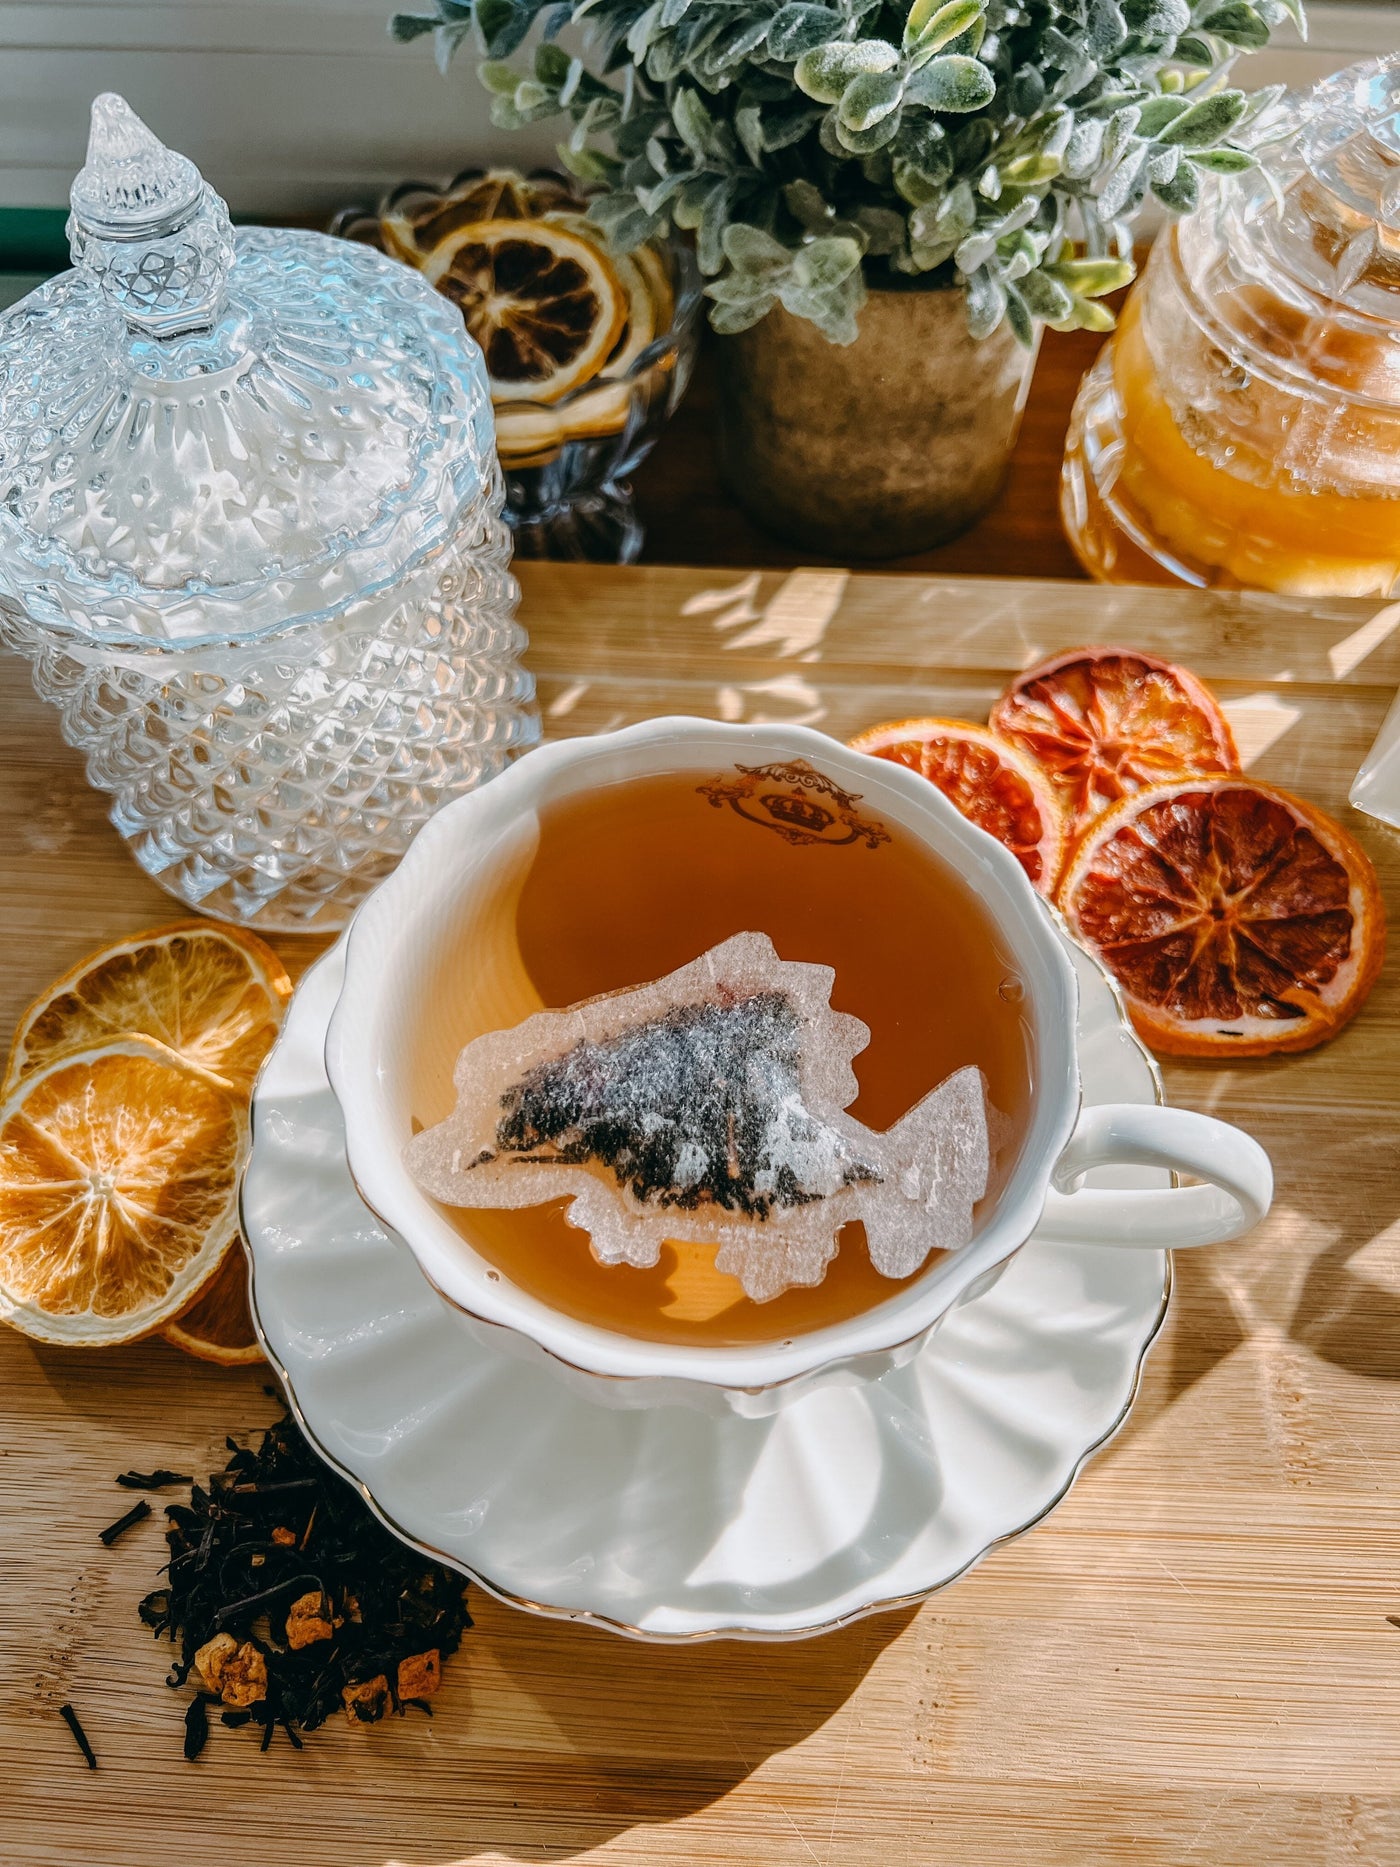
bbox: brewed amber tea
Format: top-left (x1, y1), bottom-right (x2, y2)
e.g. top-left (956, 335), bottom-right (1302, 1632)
top-left (407, 761), bottom-right (1034, 1346)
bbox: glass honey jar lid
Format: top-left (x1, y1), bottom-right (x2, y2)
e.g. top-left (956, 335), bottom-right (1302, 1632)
top-left (0, 93), bottom-right (500, 644)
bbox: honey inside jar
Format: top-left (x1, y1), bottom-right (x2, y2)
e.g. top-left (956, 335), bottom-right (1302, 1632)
top-left (1062, 66), bottom-right (1400, 599)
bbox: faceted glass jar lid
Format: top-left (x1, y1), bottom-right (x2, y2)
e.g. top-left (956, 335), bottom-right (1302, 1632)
top-left (0, 95), bottom-right (496, 644)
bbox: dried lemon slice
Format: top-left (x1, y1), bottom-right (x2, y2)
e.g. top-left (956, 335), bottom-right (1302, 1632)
top-left (0, 1037), bottom-right (245, 1346)
top-left (4, 921), bottom-right (290, 1097)
top-left (494, 226), bottom-right (667, 465)
top-left (381, 169), bottom-right (568, 265)
top-left (421, 219), bottom-right (628, 403)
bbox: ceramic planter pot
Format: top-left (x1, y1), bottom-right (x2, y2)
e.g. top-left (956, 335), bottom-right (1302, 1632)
top-left (716, 283), bottom-right (1041, 558)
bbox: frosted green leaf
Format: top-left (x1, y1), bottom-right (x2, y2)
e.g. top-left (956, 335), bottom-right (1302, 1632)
top-left (893, 158), bottom-right (945, 206)
top-left (784, 178), bottom-right (833, 227)
top-left (1016, 268), bottom-right (1073, 321)
top-left (1134, 94), bottom-right (1191, 138)
top-left (708, 292), bottom-right (778, 333)
top-left (838, 69), bottom-right (904, 132)
top-left (904, 0), bottom-right (983, 61)
top-left (767, 3), bottom-right (846, 60)
top-left (964, 266), bottom-right (1006, 338)
top-left (1003, 283), bottom-right (1035, 349)
top-left (1200, 3), bottom-right (1271, 49)
top-left (795, 39), bottom-right (899, 105)
top-left (1174, 34), bottom-right (1216, 66)
top-left (790, 234), bottom-right (862, 288)
top-left (1098, 149), bottom-right (1147, 219)
top-left (723, 222), bottom-right (793, 276)
top-left (1086, 0), bottom-right (1126, 55)
top-left (1271, 0), bottom-right (1306, 35)
top-left (672, 174), bottom-right (720, 230)
top-left (534, 40), bottom-right (569, 82)
top-left (954, 230), bottom-right (997, 273)
top-left (1043, 256), bottom-right (1134, 296)
top-left (763, 104), bottom-right (823, 149)
top-left (1067, 296), bottom-right (1118, 332)
top-left (1101, 104), bottom-right (1141, 166)
top-left (1186, 146), bottom-right (1256, 173)
top-left (834, 110), bottom-right (904, 154)
top-left (736, 101), bottom-right (765, 165)
top-left (672, 84), bottom-right (718, 153)
top-left (780, 282), bottom-right (862, 344)
top-left (903, 55), bottom-right (995, 112)
top-left (1151, 162), bottom-right (1200, 211)
top-left (390, 12), bottom-right (438, 43)
top-left (854, 205), bottom-right (906, 253)
top-left (624, 0), bottom-right (660, 59)
top-left (557, 142), bottom-right (617, 183)
top-left (1003, 151), bottom-right (1061, 184)
top-left (478, 61), bottom-right (519, 92)
top-left (1122, 0), bottom-right (1190, 31)
top-left (1156, 90), bottom-right (1250, 147)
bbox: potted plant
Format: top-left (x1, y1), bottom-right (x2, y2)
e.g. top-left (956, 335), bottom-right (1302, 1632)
top-left (392, 0), bottom-right (1301, 556)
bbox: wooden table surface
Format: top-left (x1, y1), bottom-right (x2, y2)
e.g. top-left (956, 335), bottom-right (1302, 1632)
top-left (4, 562), bottom-right (1400, 1866)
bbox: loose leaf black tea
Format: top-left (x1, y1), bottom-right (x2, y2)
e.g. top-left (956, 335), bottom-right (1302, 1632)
top-left (139, 1410), bottom-right (471, 1757)
top-left (58, 1703), bottom-right (97, 1769)
top-left (99, 1499), bottom-right (152, 1546)
top-left (116, 1469), bottom-right (193, 1490)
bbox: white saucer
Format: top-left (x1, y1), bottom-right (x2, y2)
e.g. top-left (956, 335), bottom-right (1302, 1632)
top-left (243, 935), bottom-right (1170, 1642)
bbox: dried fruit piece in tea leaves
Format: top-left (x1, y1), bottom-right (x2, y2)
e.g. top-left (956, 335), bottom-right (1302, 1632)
top-left (139, 1410), bottom-right (472, 1756)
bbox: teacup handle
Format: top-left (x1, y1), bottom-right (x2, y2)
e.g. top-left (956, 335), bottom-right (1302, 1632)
top-left (1036, 1103), bottom-right (1272, 1250)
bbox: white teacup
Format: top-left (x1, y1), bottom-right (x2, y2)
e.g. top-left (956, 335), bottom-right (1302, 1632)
top-left (326, 718), bottom-right (1271, 1417)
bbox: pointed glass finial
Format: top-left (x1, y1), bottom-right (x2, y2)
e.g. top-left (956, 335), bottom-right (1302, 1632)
top-left (67, 92), bottom-right (234, 337)
top-left (71, 93), bottom-right (202, 231)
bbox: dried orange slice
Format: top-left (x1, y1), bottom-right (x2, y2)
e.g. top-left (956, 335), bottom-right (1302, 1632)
top-left (163, 1241), bottom-right (263, 1367)
top-left (0, 1038), bottom-right (245, 1346)
top-left (421, 220), bottom-right (627, 403)
top-left (990, 648), bottom-right (1238, 845)
top-left (4, 921), bottom-right (290, 1097)
top-left (850, 718), bottom-right (1067, 893)
top-left (1059, 777), bottom-right (1386, 1057)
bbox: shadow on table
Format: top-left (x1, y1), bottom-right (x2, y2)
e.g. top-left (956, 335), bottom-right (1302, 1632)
top-left (388, 1596), bottom-right (916, 1865)
top-left (1095, 1095), bottom-right (1400, 1468)
top-left (1286, 1131), bottom-right (1400, 1384)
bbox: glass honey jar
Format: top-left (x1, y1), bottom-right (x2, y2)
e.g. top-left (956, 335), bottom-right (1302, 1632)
top-left (1062, 56), bottom-right (1400, 598)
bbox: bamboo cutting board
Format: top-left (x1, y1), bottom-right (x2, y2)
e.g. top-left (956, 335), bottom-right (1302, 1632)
top-left (2, 562), bottom-right (1399, 1867)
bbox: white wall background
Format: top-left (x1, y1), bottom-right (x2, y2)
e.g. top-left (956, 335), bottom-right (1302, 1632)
top-left (0, 0), bottom-right (1393, 219)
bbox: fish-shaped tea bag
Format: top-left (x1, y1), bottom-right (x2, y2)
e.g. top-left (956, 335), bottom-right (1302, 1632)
top-left (406, 932), bottom-right (989, 1302)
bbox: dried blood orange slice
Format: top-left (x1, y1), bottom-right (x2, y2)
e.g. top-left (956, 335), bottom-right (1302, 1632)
top-left (163, 1242), bottom-right (263, 1366)
top-left (421, 220), bottom-right (627, 403)
top-left (0, 1038), bottom-right (245, 1345)
top-left (849, 718), bottom-right (1067, 892)
top-left (1059, 778), bottom-right (1385, 1057)
top-left (990, 647), bottom-right (1238, 844)
top-left (5, 921), bottom-right (290, 1097)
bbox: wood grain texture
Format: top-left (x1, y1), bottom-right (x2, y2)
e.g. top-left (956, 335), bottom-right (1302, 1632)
top-left (3, 562), bottom-right (1400, 1867)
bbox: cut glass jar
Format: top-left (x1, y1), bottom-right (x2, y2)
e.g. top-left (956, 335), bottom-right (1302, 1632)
top-left (0, 94), bottom-right (538, 929)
